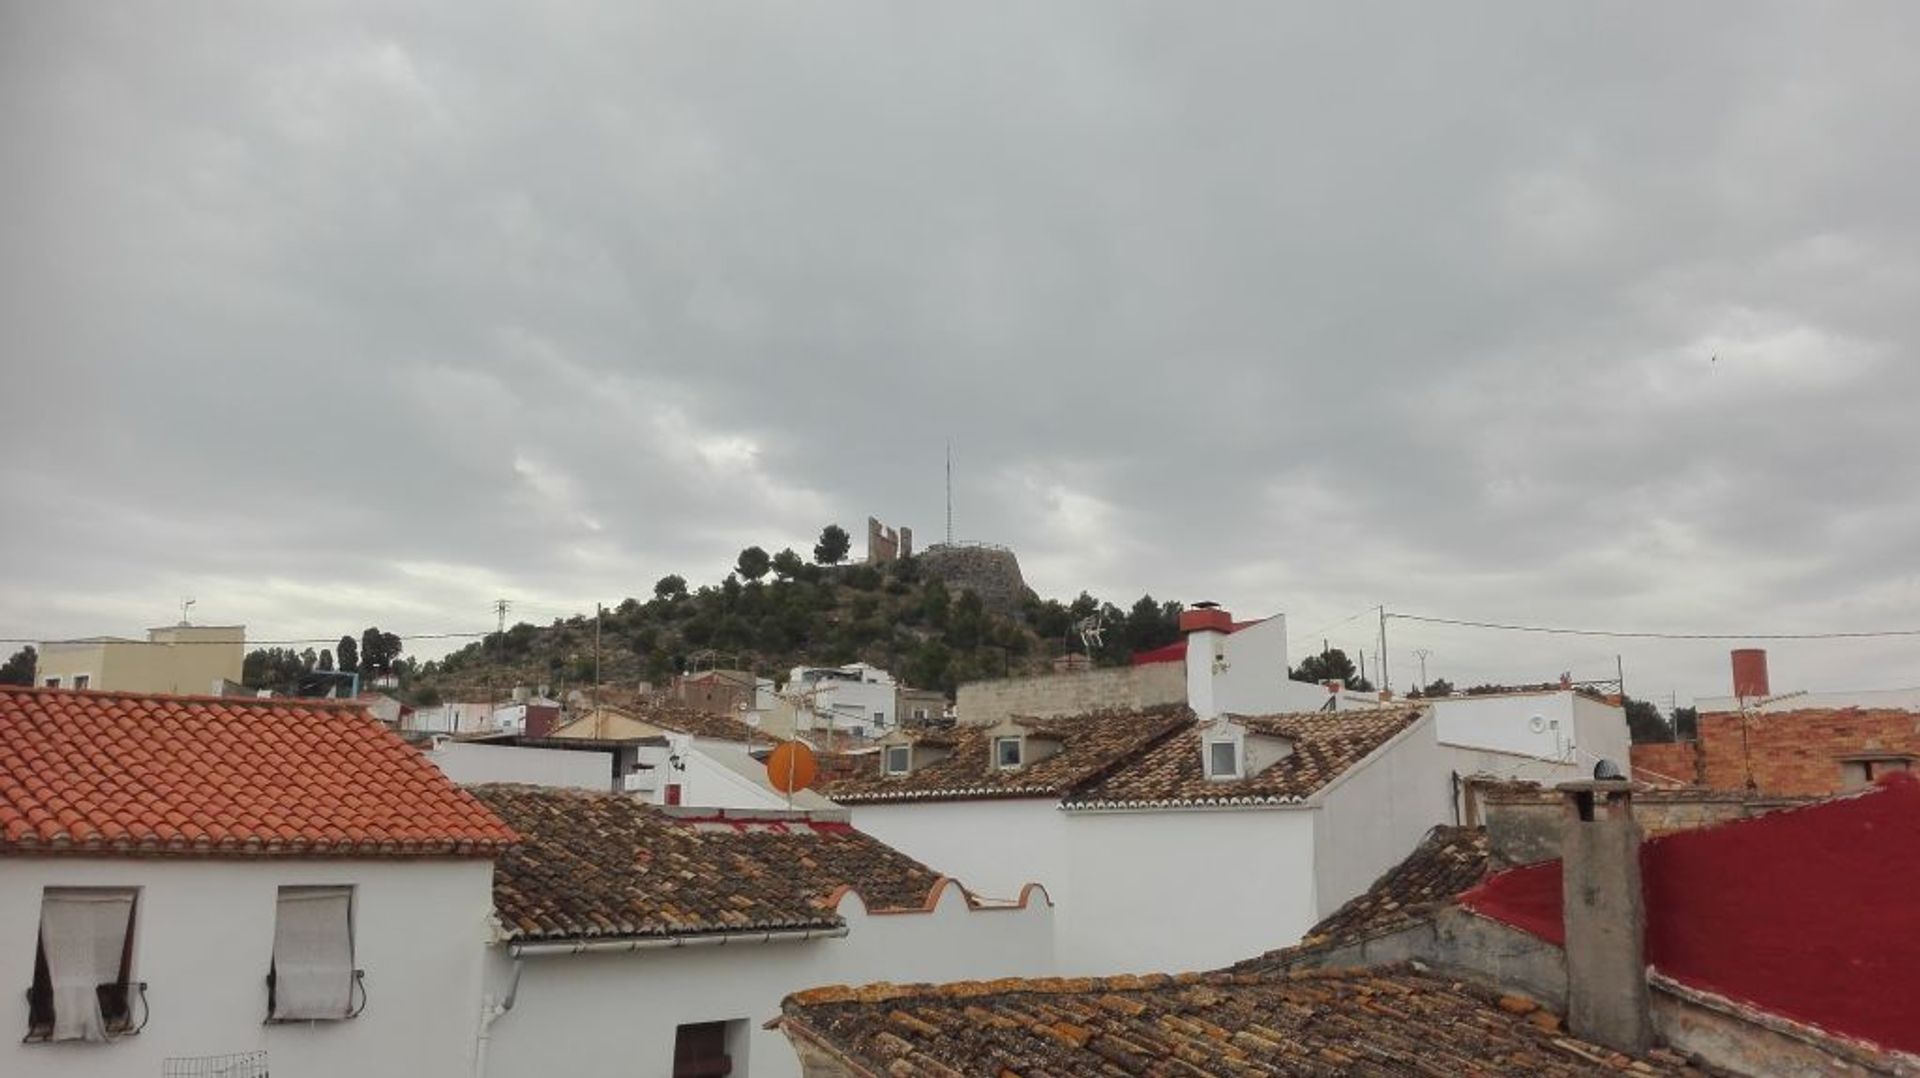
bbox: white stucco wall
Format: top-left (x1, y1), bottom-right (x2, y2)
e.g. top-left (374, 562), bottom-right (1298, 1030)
top-left (1058, 807), bottom-right (1317, 975)
top-left (1431, 692), bottom-right (1582, 760)
top-left (427, 741), bottom-right (613, 792)
top-left (1311, 714), bottom-right (1457, 919)
top-left (1573, 695), bottom-right (1632, 775)
top-left (846, 799), bottom-right (1069, 907)
top-left (0, 857), bottom-right (493, 1078)
top-left (480, 881), bottom-right (1053, 1078)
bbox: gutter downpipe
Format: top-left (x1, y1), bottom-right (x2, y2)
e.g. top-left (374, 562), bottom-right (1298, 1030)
top-left (473, 957), bottom-right (523, 1078)
top-left (508, 925), bottom-right (849, 958)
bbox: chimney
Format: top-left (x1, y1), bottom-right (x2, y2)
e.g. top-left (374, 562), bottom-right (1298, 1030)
top-left (1181, 603), bottom-right (1232, 720)
top-left (1731, 648), bottom-right (1770, 701)
top-left (1558, 780), bottom-right (1652, 1054)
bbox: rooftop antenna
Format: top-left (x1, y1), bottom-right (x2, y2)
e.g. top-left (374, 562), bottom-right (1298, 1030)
top-left (1075, 614), bottom-right (1105, 654)
top-left (179, 598), bottom-right (196, 626)
top-left (945, 439), bottom-right (953, 545)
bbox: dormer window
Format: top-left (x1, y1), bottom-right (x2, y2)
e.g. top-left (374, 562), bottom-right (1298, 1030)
top-left (884, 745), bottom-right (911, 775)
top-left (994, 736), bottom-right (1023, 769)
top-left (1207, 739), bottom-right (1241, 780)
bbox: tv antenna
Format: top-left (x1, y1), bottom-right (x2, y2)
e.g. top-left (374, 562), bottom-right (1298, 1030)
top-left (179, 598), bottom-right (196, 626)
top-left (1075, 614), bottom-right (1105, 653)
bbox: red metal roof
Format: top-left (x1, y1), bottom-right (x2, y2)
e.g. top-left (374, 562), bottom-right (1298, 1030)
top-left (1128, 619), bottom-right (1264, 665)
top-left (0, 687), bottom-right (518, 857)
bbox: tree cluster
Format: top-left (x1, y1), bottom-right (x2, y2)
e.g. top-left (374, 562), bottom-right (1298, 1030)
top-left (242, 626), bottom-right (407, 694)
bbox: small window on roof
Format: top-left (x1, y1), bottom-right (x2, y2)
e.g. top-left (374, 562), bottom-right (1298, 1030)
top-left (884, 745), bottom-right (911, 775)
top-left (42, 677), bottom-right (60, 688)
top-left (71, 675), bottom-right (90, 690)
top-left (1208, 740), bottom-right (1241, 780)
top-left (1841, 756), bottom-right (1912, 790)
top-left (994, 736), bottom-right (1023, 769)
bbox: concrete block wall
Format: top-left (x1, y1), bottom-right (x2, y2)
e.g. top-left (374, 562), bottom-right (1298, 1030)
top-left (955, 663), bottom-right (1185, 725)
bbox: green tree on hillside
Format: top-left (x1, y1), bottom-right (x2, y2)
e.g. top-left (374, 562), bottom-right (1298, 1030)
top-left (813, 524), bottom-right (851, 565)
top-left (0, 645), bottom-right (35, 686)
top-left (654, 575), bottom-right (688, 601)
top-left (736, 546), bottom-right (771, 581)
top-left (771, 548), bottom-right (805, 581)
top-left (1290, 647), bottom-right (1375, 693)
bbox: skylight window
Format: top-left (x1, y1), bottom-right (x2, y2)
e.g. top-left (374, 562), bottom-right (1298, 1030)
top-left (994, 736), bottom-right (1023, 769)
top-left (1207, 740), bottom-right (1241, 780)
top-left (884, 745), bottom-right (911, 775)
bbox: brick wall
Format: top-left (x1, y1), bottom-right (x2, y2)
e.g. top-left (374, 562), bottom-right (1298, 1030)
top-left (1629, 741), bottom-right (1699, 786)
top-left (1697, 707), bottom-right (1920, 796)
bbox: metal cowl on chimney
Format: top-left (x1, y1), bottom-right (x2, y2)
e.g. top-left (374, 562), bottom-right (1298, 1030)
top-left (1731, 648), bottom-right (1770, 699)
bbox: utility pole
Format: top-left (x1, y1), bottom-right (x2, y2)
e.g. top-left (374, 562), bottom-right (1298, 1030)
top-left (1378, 607), bottom-right (1390, 694)
top-left (593, 603), bottom-right (603, 714)
top-left (490, 598), bottom-right (509, 724)
top-left (945, 440), bottom-right (953, 545)
top-left (1616, 654), bottom-right (1626, 701)
top-left (1413, 649), bottom-right (1432, 689)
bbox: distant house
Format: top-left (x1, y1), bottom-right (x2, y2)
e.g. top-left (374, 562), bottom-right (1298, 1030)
top-left (1632, 649), bottom-right (1920, 796)
top-left (0, 686), bottom-right (516, 1077)
top-left (669, 668), bottom-right (758, 717)
top-left (467, 786), bottom-right (1052, 1078)
top-left (548, 704), bottom-right (825, 810)
top-left (34, 623), bottom-right (244, 694)
top-left (954, 606), bottom-right (1378, 726)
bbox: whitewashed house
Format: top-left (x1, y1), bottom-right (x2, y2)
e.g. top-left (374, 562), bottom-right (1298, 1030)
top-left (545, 704), bottom-right (829, 810)
top-left (0, 686), bottom-right (517, 1078)
top-left (826, 612), bottom-right (1629, 976)
top-left (467, 787), bottom-right (1053, 1078)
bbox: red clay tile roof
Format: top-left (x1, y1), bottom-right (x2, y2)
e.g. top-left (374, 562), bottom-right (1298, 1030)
top-left (470, 785), bottom-right (949, 941)
top-left (820, 707), bottom-right (1192, 804)
top-left (623, 703), bottom-right (769, 744)
top-left (778, 964), bottom-right (1706, 1075)
top-left (1232, 825), bottom-right (1491, 972)
top-left (0, 686), bottom-right (517, 857)
top-left (1063, 707), bottom-right (1425, 809)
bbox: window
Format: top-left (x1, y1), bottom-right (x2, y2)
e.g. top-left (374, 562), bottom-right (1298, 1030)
top-left (912, 707), bottom-right (930, 721)
top-left (71, 675), bottom-right (90, 690)
top-left (1208, 740), bottom-right (1241, 780)
top-left (664, 783), bottom-right (683, 806)
top-left (884, 745), bottom-right (911, 775)
top-left (673, 1019), bottom-right (741, 1077)
top-left (1841, 756), bottom-right (1913, 790)
top-left (268, 886), bottom-right (360, 1021)
top-left (28, 887), bottom-right (140, 1042)
top-left (873, 711), bottom-right (885, 726)
top-left (42, 676), bottom-right (60, 688)
top-left (994, 736), bottom-right (1022, 769)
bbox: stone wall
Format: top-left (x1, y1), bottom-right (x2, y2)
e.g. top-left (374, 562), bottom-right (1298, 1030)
top-left (1482, 788), bottom-right (1805, 866)
top-left (956, 663), bottom-right (1186, 725)
top-left (918, 543), bottom-right (1030, 616)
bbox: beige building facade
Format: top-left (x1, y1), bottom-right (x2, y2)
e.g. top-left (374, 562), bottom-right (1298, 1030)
top-left (36, 624), bottom-right (244, 694)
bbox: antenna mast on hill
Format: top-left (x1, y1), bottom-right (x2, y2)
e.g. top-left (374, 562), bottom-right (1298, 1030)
top-left (945, 439), bottom-right (953, 545)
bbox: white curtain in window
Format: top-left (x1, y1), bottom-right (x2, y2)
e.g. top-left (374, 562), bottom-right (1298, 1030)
top-left (271, 887), bottom-right (354, 1020)
top-left (40, 889), bottom-right (134, 1042)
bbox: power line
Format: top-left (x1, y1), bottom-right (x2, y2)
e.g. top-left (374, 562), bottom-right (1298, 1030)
top-left (1386, 612), bottom-right (1920, 642)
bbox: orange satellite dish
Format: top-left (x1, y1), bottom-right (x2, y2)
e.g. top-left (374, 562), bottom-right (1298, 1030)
top-left (766, 741), bottom-right (818, 795)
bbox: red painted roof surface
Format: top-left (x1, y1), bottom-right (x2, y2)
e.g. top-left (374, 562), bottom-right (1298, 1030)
top-left (1128, 619), bottom-right (1263, 666)
top-left (0, 687), bottom-right (518, 857)
top-left (1463, 772), bottom-right (1920, 1055)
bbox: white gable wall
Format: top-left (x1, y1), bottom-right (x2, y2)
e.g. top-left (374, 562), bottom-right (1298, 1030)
top-left (1057, 806), bottom-right (1317, 975)
top-left (1311, 713), bottom-right (1457, 919)
top-left (846, 799), bottom-right (1068, 909)
top-left (480, 882), bottom-right (1053, 1078)
top-left (0, 857), bottom-right (492, 1078)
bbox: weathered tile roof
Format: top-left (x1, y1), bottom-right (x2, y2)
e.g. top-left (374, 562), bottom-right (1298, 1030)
top-left (820, 707), bottom-right (1192, 804)
top-left (1232, 825), bottom-right (1491, 972)
top-left (0, 686), bottom-right (518, 857)
top-left (625, 703), bottom-right (769, 743)
top-left (1063, 707), bottom-right (1425, 809)
top-left (470, 785), bottom-right (948, 941)
top-left (779, 964), bottom-right (1706, 1075)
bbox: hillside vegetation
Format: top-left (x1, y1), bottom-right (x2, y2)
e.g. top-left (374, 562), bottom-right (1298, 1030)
top-left (412, 539), bottom-right (1188, 704)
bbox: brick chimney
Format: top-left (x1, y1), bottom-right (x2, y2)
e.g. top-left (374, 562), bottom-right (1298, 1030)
top-left (1731, 648), bottom-right (1770, 701)
top-left (1558, 780), bottom-right (1653, 1054)
top-left (1181, 603), bottom-right (1232, 720)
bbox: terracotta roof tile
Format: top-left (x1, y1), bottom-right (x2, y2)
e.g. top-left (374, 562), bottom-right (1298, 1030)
top-left (470, 785), bottom-right (949, 941)
top-left (820, 707), bottom-right (1191, 804)
top-left (0, 687), bottom-right (517, 857)
top-left (1064, 707), bottom-right (1425, 808)
top-left (780, 964), bottom-right (1707, 1075)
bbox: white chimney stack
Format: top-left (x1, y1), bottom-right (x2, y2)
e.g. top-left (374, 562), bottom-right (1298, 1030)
top-left (1182, 603), bottom-right (1233, 720)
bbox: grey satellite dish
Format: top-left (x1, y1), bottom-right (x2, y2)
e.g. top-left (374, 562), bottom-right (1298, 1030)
top-left (1593, 758), bottom-right (1625, 781)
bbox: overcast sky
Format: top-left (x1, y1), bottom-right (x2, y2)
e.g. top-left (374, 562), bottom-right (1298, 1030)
top-left (5, 3), bottom-right (1919, 705)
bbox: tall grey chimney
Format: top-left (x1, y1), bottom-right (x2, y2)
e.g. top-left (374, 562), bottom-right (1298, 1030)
top-left (1558, 780), bottom-right (1653, 1054)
